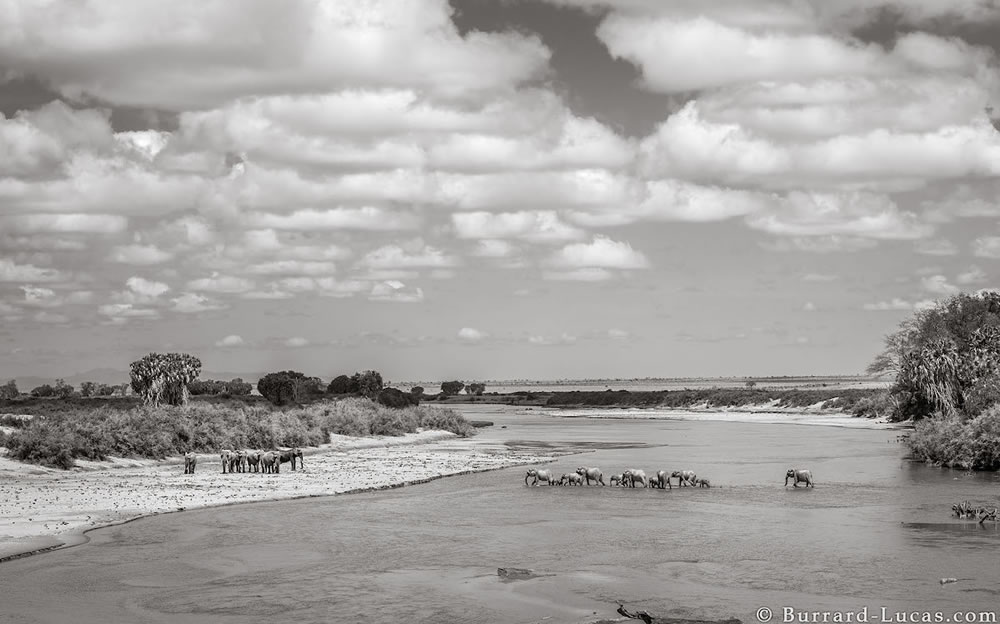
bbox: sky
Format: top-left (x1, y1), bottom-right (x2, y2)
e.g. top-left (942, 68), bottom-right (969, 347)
top-left (2, 0), bottom-right (1000, 383)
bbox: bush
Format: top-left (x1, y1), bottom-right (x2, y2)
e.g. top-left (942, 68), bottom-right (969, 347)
top-left (377, 387), bottom-right (419, 408)
top-left (0, 380), bottom-right (18, 400)
top-left (225, 378), bottom-right (252, 396)
top-left (907, 406), bottom-right (1000, 470)
top-left (441, 380), bottom-right (464, 396)
top-left (352, 370), bottom-right (383, 399)
top-left (327, 375), bottom-right (352, 394)
top-left (30, 384), bottom-right (56, 398)
top-left (79, 381), bottom-right (97, 397)
top-left (410, 386), bottom-right (424, 397)
top-left (465, 383), bottom-right (486, 396)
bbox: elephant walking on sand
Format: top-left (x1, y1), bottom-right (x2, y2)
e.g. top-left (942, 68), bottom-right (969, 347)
top-left (576, 467), bottom-right (605, 486)
top-left (245, 450), bottom-right (261, 473)
top-left (525, 468), bottom-right (555, 486)
top-left (695, 478), bottom-right (711, 488)
top-left (671, 470), bottom-right (697, 487)
top-left (278, 448), bottom-right (303, 471)
top-left (220, 449), bottom-right (236, 474)
top-left (183, 452), bottom-right (197, 474)
top-left (785, 469), bottom-right (814, 488)
top-left (623, 469), bottom-right (647, 488)
top-left (260, 451), bottom-right (280, 474)
top-left (560, 473), bottom-right (584, 486)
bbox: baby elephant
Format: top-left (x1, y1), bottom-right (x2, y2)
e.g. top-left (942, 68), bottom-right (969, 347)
top-left (695, 477), bottom-right (710, 488)
top-left (183, 452), bottom-right (197, 474)
top-left (785, 469), bottom-right (814, 488)
top-left (560, 473), bottom-right (584, 486)
top-left (609, 474), bottom-right (623, 487)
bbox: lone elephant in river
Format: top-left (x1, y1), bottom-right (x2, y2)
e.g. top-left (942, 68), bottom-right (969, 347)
top-left (278, 448), bottom-right (303, 471)
top-left (183, 452), bottom-right (197, 474)
top-left (785, 469), bottom-right (814, 488)
top-left (525, 468), bottom-right (555, 486)
top-left (623, 469), bottom-right (647, 488)
top-left (575, 467), bottom-right (605, 486)
top-left (649, 470), bottom-right (671, 489)
top-left (671, 470), bottom-right (697, 487)
top-left (560, 473), bottom-right (584, 486)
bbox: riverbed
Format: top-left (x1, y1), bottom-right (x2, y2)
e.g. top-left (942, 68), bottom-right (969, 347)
top-left (2, 406), bottom-right (998, 624)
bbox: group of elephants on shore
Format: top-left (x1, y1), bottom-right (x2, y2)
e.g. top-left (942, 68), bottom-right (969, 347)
top-left (524, 467), bottom-right (816, 489)
top-left (182, 448), bottom-right (304, 474)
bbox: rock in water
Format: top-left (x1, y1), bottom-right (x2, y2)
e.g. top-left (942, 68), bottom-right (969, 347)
top-left (940, 578), bottom-right (958, 585)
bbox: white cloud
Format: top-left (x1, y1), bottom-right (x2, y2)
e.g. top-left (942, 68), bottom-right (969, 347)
top-left (215, 334), bottom-right (245, 348)
top-left (472, 240), bottom-right (517, 258)
top-left (171, 292), bottom-right (226, 314)
top-left (0, 214), bottom-right (128, 234)
top-left (245, 208), bottom-right (419, 231)
top-left (108, 244), bottom-right (174, 266)
top-left (452, 211), bottom-right (585, 242)
top-left (863, 298), bottom-right (914, 311)
top-left (187, 274), bottom-right (255, 294)
top-left (125, 276), bottom-right (170, 299)
top-left (368, 280), bottom-right (424, 303)
top-left (360, 243), bottom-right (457, 270)
top-left (548, 236), bottom-right (649, 269)
top-left (528, 333), bottom-right (577, 346)
top-left (284, 336), bottom-right (310, 349)
top-left (0, 258), bottom-right (65, 283)
top-left (542, 268), bottom-right (614, 282)
top-left (458, 327), bottom-right (487, 343)
top-left (761, 235), bottom-right (879, 254)
top-left (957, 266), bottom-right (987, 285)
top-left (921, 275), bottom-right (959, 296)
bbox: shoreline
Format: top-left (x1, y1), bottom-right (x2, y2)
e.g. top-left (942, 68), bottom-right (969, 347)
top-left (0, 430), bottom-right (565, 564)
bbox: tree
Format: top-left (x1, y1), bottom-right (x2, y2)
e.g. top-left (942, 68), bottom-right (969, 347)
top-left (871, 292), bottom-right (1000, 421)
top-left (96, 383), bottom-right (116, 396)
top-left (441, 380), bottom-right (464, 396)
top-left (0, 380), bottom-right (18, 400)
top-left (327, 374), bottom-right (352, 394)
top-left (225, 378), bottom-right (252, 396)
top-left (410, 386), bottom-right (424, 397)
top-left (53, 379), bottom-right (74, 399)
top-left (30, 384), bottom-right (55, 398)
top-left (352, 370), bottom-right (383, 399)
top-left (745, 380), bottom-right (757, 389)
top-left (465, 382), bottom-right (486, 396)
top-left (80, 381), bottom-right (97, 397)
top-left (130, 352), bottom-right (202, 407)
top-left (257, 371), bottom-right (308, 406)
top-left (377, 387), bottom-right (419, 408)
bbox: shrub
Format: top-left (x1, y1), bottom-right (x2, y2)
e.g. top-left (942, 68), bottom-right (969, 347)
top-left (79, 381), bottom-right (97, 397)
top-left (130, 353), bottom-right (201, 407)
top-left (257, 371), bottom-right (308, 405)
top-left (410, 386), bottom-right (424, 397)
top-left (377, 387), bottom-right (419, 408)
top-left (465, 382), bottom-right (486, 396)
top-left (352, 370), bottom-right (383, 399)
top-left (327, 375), bottom-right (352, 394)
top-left (441, 380), bottom-right (464, 396)
top-left (907, 406), bottom-right (1000, 471)
top-left (0, 380), bottom-right (18, 400)
top-left (225, 378), bottom-right (252, 396)
top-left (30, 384), bottom-right (56, 398)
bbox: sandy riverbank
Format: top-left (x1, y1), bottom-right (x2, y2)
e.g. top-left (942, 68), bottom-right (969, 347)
top-left (0, 430), bottom-right (561, 562)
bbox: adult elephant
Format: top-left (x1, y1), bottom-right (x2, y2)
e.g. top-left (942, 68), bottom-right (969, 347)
top-left (278, 448), bottom-right (303, 471)
top-left (233, 450), bottom-right (247, 473)
top-left (649, 470), bottom-right (670, 489)
top-left (623, 469), bottom-right (647, 488)
top-left (245, 450), bottom-right (261, 473)
top-left (671, 470), bottom-right (697, 487)
top-left (609, 474), bottom-right (624, 487)
top-left (525, 468), bottom-right (555, 486)
top-left (220, 449), bottom-right (236, 474)
top-left (575, 467), bottom-right (605, 486)
top-left (183, 452), bottom-right (197, 475)
top-left (260, 451), bottom-right (280, 474)
top-left (560, 473), bottom-right (583, 486)
top-left (785, 469), bottom-right (814, 488)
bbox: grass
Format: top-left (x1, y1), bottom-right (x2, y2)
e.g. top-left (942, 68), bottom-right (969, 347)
top-left (2, 397), bottom-right (475, 469)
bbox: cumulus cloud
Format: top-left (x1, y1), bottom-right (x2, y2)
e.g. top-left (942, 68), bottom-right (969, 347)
top-left (528, 333), bottom-right (577, 346)
top-left (368, 280), bottom-right (424, 303)
top-left (187, 274), bottom-right (255, 294)
top-left (452, 211), bottom-right (585, 242)
top-left (215, 334), bottom-right (245, 347)
top-left (458, 327), bottom-right (487, 343)
top-left (0, 258), bottom-right (65, 283)
top-left (171, 293), bottom-right (226, 314)
top-left (548, 236), bottom-right (649, 269)
top-left (284, 336), bottom-right (310, 348)
top-left (360, 243), bottom-right (457, 270)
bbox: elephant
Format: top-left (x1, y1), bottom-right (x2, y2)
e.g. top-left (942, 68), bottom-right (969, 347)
top-left (696, 478), bottom-right (711, 488)
top-left (609, 474), bottom-right (623, 487)
top-left (183, 452), bottom-right (197, 474)
top-left (220, 449), bottom-right (236, 474)
top-left (245, 450), bottom-right (261, 473)
top-left (525, 468), bottom-right (555, 486)
top-left (576, 467), bottom-right (605, 486)
top-left (671, 470), bottom-right (697, 487)
top-left (260, 451), bottom-right (280, 474)
top-left (649, 470), bottom-right (671, 489)
top-left (278, 447), bottom-right (304, 471)
top-left (785, 469), bottom-right (814, 488)
top-left (623, 469), bottom-right (647, 488)
top-left (560, 473), bottom-right (584, 486)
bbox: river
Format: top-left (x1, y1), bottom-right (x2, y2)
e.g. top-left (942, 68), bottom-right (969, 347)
top-left (2, 406), bottom-right (998, 624)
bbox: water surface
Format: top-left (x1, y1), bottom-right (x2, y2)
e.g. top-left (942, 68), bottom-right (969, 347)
top-left (2, 407), bottom-right (998, 624)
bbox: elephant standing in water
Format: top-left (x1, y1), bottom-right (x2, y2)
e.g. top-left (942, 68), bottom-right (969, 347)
top-left (260, 451), bottom-right (280, 474)
top-left (245, 450), bottom-right (261, 473)
top-left (278, 448), bottom-right (303, 471)
top-left (649, 470), bottom-right (671, 489)
top-left (525, 468), bottom-right (555, 486)
top-left (575, 467), bottom-right (605, 486)
top-left (183, 452), bottom-right (197, 474)
top-left (671, 470), bottom-right (697, 487)
top-left (785, 469), bottom-right (814, 488)
top-left (623, 469), bottom-right (647, 488)
top-left (560, 473), bottom-right (584, 486)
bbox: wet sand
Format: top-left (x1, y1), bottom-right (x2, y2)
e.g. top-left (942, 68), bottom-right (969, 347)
top-left (0, 430), bottom-right (559, 562)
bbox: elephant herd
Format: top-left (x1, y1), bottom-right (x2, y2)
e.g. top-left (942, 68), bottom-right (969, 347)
top-left (524, 466), bottom-right (816, 489)
top-left (181, 448), bottom-right (304, 475)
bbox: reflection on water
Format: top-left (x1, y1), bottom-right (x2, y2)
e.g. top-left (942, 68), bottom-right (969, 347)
top-left (2, 408), bottom-right (999, 624)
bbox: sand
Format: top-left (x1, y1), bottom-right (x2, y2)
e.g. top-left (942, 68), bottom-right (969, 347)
top-left (0, 430), bottom-right (558, 562)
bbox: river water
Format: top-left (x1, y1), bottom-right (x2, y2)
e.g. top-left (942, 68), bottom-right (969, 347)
top-left (2, 407), bottom-right (999, 624)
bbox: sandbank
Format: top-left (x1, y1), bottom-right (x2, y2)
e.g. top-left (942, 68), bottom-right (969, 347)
top-left (0, 430), bottom-right (560, 562)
